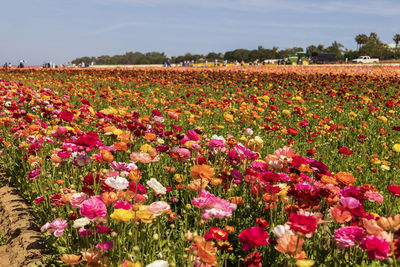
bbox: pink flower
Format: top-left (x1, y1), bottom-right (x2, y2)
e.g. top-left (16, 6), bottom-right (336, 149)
top-left (388, 184), bottom-right (400, 197)
top-left (41, 218), bottom-right (68, 237)
top-left (208, 135), bottom-right (226, 151)
top-left (148, 201), bottom-right (170, 216)
top-left (333, 226), bottom-right (365, 248)
top-left (70, 193), bottom-right (89, 209)
top-left (96, 241), bottom-right (114, 252)
top-left (239, 227), bottom-right (269, 252)
top-left (360, 235), bottom-right (391, 260)
top-left (130, 152), bottom-right (153, 163)
top-left (79, 227), bottom-right (92, 237)
top-left (364, 191), bottom-right (383, 204)
top-left (172, 147), bottom-right (191, 161)
top-left (80, 197), bottom-right (107, 221)
top-left (192, 189), bottom-right (237, 220)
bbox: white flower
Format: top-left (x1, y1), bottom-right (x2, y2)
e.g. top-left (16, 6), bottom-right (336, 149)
top-left (272, 224), bottom-right (294, 238)
top-left (73, 217), bottom-right (90, 228)
top-left (244, 128), bottom-right (254, 136)
top-left (146, 260), bottom-right (169, 267)
top-left (105, 176), bottom-right (129, 190)
top-left (147, 178), bottom-right (167, 195)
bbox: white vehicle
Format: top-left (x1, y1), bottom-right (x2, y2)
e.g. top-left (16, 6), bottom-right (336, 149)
top-left (352, 56), bottom-right (379, 64)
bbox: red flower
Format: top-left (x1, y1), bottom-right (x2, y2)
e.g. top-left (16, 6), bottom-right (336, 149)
top-left (388, 184), bottom-right (400, 197)
top-left (338, 147), bottom-right (353, 156)
top-left (288, 213), bottom-right (317, 236)
top-left (59, 110), bottom-right (74, 122)
top-left (287, 128), bottom-right (298, 136)
top-left (243, 251), bottom-right (262, 267)
top-left (205, 227), bottom-right (229, 241)
top-left (255, 217), bottom-right (269, 228)
top-left (238, 227), bottom-right (269, 252)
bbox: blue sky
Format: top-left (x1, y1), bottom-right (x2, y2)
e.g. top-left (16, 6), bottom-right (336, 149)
top-left (0, 0), bottom-right (398, 65)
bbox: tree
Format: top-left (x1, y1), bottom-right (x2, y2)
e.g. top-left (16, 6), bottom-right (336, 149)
top-left (355, 34), bottom-right (368, 48)
top-left (368, 32), bottom-right (380, 44)
top-left (393, 34), bottom-right (400, 47)
top-left (326, 41), bottom-right (344, 60)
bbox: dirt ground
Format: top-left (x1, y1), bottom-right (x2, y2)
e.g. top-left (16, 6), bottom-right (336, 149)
top-left (0, 185), bottom-right (46, 267)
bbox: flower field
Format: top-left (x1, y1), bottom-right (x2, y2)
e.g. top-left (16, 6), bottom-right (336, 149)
top-left (1, 66), bottom-right (400, 266)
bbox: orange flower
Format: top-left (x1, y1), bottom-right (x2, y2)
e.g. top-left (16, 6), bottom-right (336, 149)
top-left (164, 166), bottom-right (176, 172)
top-left (60, 254), bottom-right (82, 266)
top-left (113, 142), bottom-right (128, 151)
top-left (102, 191), bottom-right (118, 205)
top-left (190, 164), bottom-right (215, 180)
top-left (330, 205), bottom-right (352, 223)
top-left (119, 261), bottom-right (142, 267)
top-left (193, 236), bottom-right (218, 266)
top-left (320, 175), bottom-right (338, 185)
top-left (334, 172), bottom-right (355, 185)
top-left (225, 225), bottom-right (235, 233)
top-left (128, 169), bottom-right (142, 183)
top-left (187, 179), bottom-right (209, 192)
top-left (144, 132), bottom-right (157, 141)
top-left (230, 197), bottom-right (244, 206)
top-left (100, 149), bottom-right (114, 163)
top-left (56, 179), bottom-right (65, 185)
top-left (275, 234), bottom-right (306, 260)
top-left (51, 153), bottom-right (62, 163)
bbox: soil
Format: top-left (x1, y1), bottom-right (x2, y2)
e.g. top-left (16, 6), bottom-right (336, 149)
top-left (0, 185), bottom-right (46, 267)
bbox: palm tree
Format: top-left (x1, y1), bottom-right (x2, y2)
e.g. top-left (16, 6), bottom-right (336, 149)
top-left (393, 34), bottom-right (400, 47)
top-left (355, 34), bottom-right (368, 49)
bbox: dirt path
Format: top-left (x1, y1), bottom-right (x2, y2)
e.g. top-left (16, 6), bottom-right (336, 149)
top-left (0, 185), bottom-right (46, 267)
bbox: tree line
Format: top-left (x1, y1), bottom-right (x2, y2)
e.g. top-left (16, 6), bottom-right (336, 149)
top-left (72, 32), bottom-right (400, 66)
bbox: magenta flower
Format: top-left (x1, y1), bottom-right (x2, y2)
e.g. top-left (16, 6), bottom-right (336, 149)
top-left (28, 168), bottom-right (41, 181)
top-left (96, 241), bottom-right (114, 252)
top-left (360, 235), bottom-right (391, 260)
top-left (114, 200), bottom-right (132, 210)
top-left (192, 189), bottom-right (237, 220)
top-left (333, 226), bottom-right (365, 248)
top-left (80, 197), bottom-right (107, 221)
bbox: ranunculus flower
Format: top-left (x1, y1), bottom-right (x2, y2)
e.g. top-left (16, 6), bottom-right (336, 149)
top-left (114, 200), bottom-right (132, 210)
top-left (105, 176), bottom-right (129, 191)
top-left (288, 213), bottom-right (317, 236)
top-left (148, 201), bottom-right (170, 216)
top-left (41, 218), bottom-right (68, 237)
top-left (147, 178), bottom-right (167, 195)
top-left (28, 167), bottom-right (41, 181)
top-left (272, 224), bottom-right (294, 238)
top-left (80, 197), bottom-right (107, 221)
top-left (59, 110), bottom-right (74, 122)
top-left (72, 217), bottom-right (91, 228)
top-left (70, 193), bottom-right (89, 209)
top-left (360, 235), bottom-right (391, 260)
top-left (388, 184), bottom-right (400, 197)
top-left (192, 189), bottom-right (237, 220)
top-left (146, 260), bottom-right (169, 267)
top-left (110, 209), bottom-right (134, 222)
top-left (95, 241), bottom-right (113, 252)
top-left (333, 226), bottom-right (365, 248)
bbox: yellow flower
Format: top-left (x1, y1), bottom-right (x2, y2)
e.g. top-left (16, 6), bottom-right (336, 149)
top-left (296, 260), bottom-right (315, 267)
top-left (140, 144), bottom-right (154, 154)
top-left (393, 144), bottom-right (400, 153)
top-left (174, 174), bottom-right (184, 183)
top-left (110, 209), bottom-right (134, 222)
top-left (282, 109), bottom-right (291, 116)
top-left (377, 116), bottom-right (387, 123)
top-left (223, 113), bottom-right (234, 123)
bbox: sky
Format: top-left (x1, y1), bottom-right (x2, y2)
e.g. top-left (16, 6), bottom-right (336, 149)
top-left (0, 0), bottom-right (399, 65)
